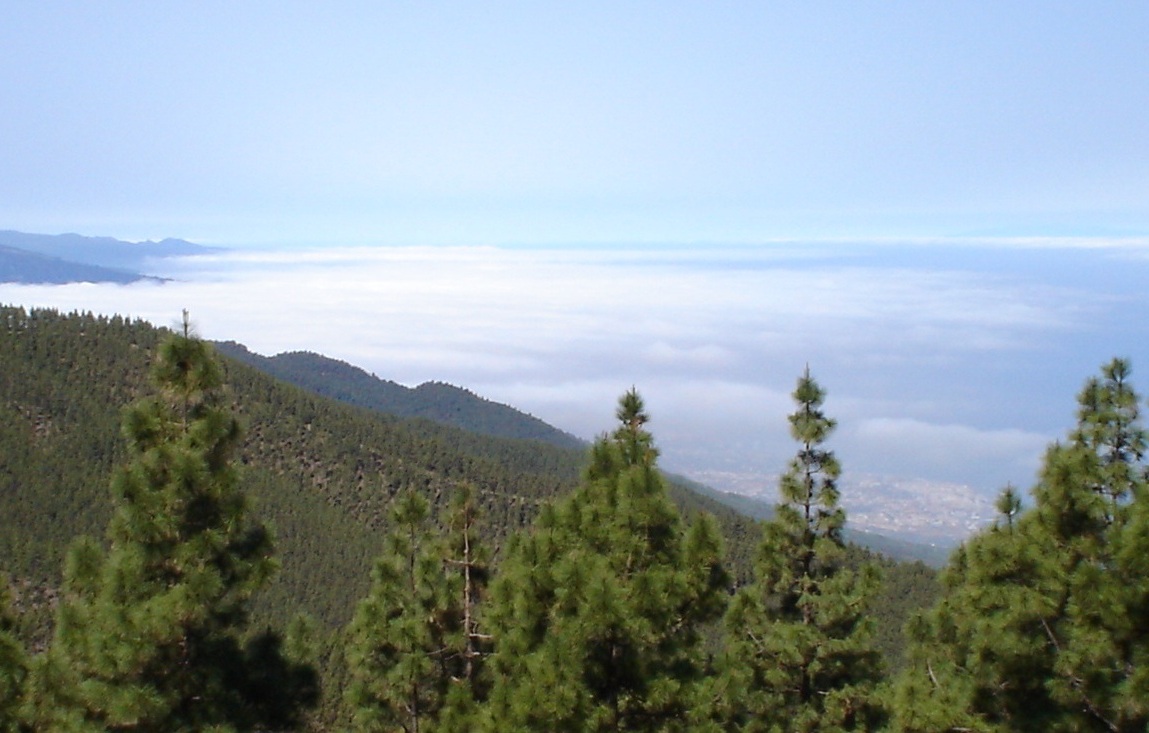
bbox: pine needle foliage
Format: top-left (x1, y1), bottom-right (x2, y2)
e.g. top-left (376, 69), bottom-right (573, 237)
top-left (345, 486), bottom-right (493, 733)
top-left (346, 489), bottom-right (443, 732)
top-left (721, 369), bottom-right (885, 732)
top-left (0, 578), bottom-right (28, 733)
top-left (895, 358), bottom-right (1149, 732)
top-left (480, 389), bottom-right (728, 732)
top-left (438, 483), bottom-right (494, 730)
top-left (24, 314), bottom-right (317, 732)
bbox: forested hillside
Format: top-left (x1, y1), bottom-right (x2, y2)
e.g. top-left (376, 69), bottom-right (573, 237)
top-left (214, 341), bottom-right (585, 450)
top-left (0, 307), bottom-right (592, 632)
top-left (1, 306), bottom-right (954, 729)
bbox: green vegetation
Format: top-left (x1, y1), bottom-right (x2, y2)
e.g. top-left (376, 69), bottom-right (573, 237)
top-left (345, 487), bottom-right (490, 733)
top-left (214, 342), bottom-right (585, 449)
top-left (894, 358), bottom-right (1149, 732)
top-left (30, 305), bottom-right (1146, 730)
top-left (23, 315), bottom-right (317, 731)
top-left (478, 390), bottom-right (727, 731)
top-left (0, 306), bottom-right (586, 633)
top-left (720, 370), bottom-right (884, 731)
top-left (0, 578), bottom-right (26, 733)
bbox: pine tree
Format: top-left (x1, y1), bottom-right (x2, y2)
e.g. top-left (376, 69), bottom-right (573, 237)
top-left (346, 489), bottom-right (454, 733)
top-left (995, 484), bottom-right (1023, 530)
top-left (893, 504), bottom-right (1053, 732)
top-left (0, 578), bottom-right (28, 733)
top-left (437, 484), bottom-right (493, 732)
top-left (721, 369), bottom-right (884, 732)
top-left (894, 358), bottom-right (1149, 732)
top-left (1030, 358), bottom-right (1148, 729)
top-left (480, 389), bottom-right (727, 732)
top-left (346, 486), bottom-right (491, 733)
top-left (25, 314), bottom-right (316, 732)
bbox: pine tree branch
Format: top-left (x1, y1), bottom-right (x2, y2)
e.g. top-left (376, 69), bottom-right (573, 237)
top-left (1040, 618), bottom-right (1119, 732)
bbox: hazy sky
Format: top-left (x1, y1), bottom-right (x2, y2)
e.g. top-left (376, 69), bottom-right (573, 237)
top-left (3, 4), bottom-right (1148, 507)
top-left (2, 2), bottom-right (1146, 243)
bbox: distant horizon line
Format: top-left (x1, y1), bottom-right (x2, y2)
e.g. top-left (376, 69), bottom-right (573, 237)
top-left (6, 226), bottom-right (1149, 252)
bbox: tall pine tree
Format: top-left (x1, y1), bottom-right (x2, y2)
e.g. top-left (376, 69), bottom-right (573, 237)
top-left (720, 369), bottom-right (884, 732)
top-left (25, 313), bottom-right (316, 732)
top-left (480, 389), bottom-right (727, 732)
top-left (895, 358), bottom-right (1149, 732)
top-left (437, 484), bottom-right (493, 732)
top-left (346, 485), bottom-right (491, 733)
top-left (348, 490), bottom-right (455, 733)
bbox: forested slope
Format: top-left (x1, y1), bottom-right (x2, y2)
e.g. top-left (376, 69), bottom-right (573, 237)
top-left (0, 306), bottom-right (934, 668)
top-left (0, 307), bottom-right (586, 632)
top-left (214, 342), bottom-right (585, 450)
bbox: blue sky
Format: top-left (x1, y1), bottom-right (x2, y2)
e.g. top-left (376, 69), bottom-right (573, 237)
top-left (2, 3), bottom-right (1149, 523)
top-left (2, 2), bottom-right (1146, 243)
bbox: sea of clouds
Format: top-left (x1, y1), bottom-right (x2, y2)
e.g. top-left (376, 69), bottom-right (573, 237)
top-left (4, 239), bottom-right (1147, 502)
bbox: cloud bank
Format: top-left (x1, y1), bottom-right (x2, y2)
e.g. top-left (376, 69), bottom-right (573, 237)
top-left (3, 240), bottom-right (1145, 498)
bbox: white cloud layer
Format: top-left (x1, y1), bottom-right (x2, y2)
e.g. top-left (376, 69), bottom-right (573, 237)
top-left (3, 240), bottom-right (1146, 497)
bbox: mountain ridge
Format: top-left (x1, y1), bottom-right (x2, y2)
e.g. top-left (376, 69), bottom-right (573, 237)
top-left (0, 244), bottom-right (157, 285)
top-left (0, 229), bottom-right (218, 284)
top-left (214, 342), bottom-right (587, 450)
